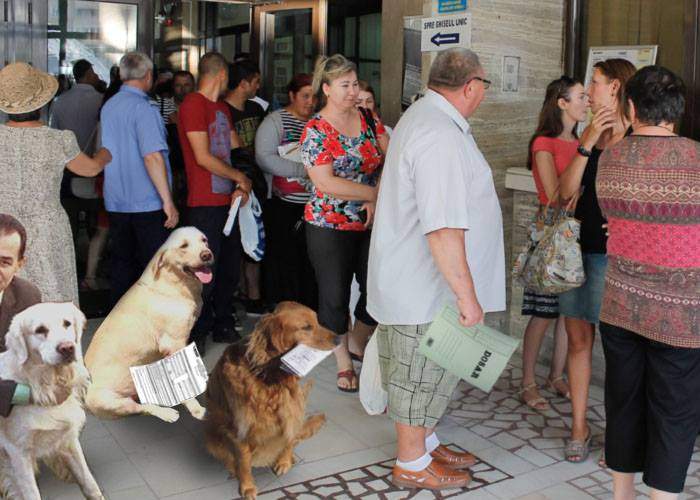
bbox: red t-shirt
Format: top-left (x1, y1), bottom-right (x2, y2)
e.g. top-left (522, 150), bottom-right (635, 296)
top-left (531, 136), bottom-right (578, 204)
top-left (178, 92), bottom-right (235, 207)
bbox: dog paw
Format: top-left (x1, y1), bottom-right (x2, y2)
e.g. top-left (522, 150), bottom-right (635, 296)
top-left (152, 407), bottom-right (180, 423)
top-left (241, 485), bottom-right (257, 499)
top-left (184, 400), bottom-right (207, 420)
top-left (273, 458), bottom-right (294, 476)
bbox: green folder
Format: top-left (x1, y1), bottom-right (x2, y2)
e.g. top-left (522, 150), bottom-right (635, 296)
top-left (418, 305), bottom-right (520, 393)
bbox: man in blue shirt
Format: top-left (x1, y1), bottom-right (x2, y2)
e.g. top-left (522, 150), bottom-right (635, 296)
top-left (101, 51), bottom-right (179, 307)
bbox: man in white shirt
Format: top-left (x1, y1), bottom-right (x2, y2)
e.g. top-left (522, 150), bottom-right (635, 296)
top-left (367, 48), bottom-right (505, 491)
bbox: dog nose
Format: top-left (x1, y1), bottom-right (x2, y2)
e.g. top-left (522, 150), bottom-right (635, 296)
top-left (57, 342), bottom-right (75, 360)
top-left (200, 250), bottom-right (213, 262)
top-left (333, 335), bottom-right (342, 347)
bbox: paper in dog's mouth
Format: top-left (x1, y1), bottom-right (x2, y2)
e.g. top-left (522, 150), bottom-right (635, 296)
top-left (187, 266), bottom-right (213, 284)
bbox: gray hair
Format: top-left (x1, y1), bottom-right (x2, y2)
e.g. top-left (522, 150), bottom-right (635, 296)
top-left (119, 52), bottom-right (153, 82)
top-left (428, 48), bottom-right (481, 90)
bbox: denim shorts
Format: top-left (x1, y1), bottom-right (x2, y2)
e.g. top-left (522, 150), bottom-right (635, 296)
top-left (558, 253), bottom-right (608, 324)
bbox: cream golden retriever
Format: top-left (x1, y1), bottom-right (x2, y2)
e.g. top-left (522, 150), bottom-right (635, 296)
top-left (205, 302), bottom-right (337, 499)
top-left (85, 227), bottom-right (213, 423)
top-left (0, 302), bottom-right (103, 500)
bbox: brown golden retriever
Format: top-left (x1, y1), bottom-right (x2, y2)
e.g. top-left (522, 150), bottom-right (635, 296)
top-left (204, 302), bottom-right (337, 500)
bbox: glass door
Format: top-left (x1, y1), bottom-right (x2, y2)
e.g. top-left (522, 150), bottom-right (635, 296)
top-left (47, 0), bottom-right (152, 82)
top-left (253, 1), bottom-right (324, 107)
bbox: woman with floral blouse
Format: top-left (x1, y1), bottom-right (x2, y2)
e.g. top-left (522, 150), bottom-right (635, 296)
top-left (301, 54), bottom-right (388, 392)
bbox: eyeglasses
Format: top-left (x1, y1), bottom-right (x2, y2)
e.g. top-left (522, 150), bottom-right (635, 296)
top-left (469, 77), bottom-right (491, 90)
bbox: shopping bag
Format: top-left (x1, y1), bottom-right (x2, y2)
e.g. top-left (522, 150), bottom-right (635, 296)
top-left (238, 191), bottom-right (266, 261)
top-left (359, 333), bottom-right (387, 415)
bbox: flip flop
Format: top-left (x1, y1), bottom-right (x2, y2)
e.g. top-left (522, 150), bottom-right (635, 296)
top-left (565, 430), bottom-right (592, 463)
top-left (337, 369), bottom-right (359, 393)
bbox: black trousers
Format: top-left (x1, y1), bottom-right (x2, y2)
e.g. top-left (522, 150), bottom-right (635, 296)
top-left (187, 205), bottom-right (242, 339)
top-left (263, 197), bottom-right (317, 309)
top-left (108, 210), bottom-right (170, 308)
top-left (305, 223), bottom-right (376, 335)
top-left (601, 322), bottom-right (700, 493)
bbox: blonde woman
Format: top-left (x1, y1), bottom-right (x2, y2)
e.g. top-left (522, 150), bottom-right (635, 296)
top-left (300, 55), bottom-right (387, 392)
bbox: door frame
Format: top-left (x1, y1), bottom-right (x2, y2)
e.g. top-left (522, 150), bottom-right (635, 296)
top-left (251, 0), bottom-right (327, 101)
top-left (565, 0), bottom-right (700, 140)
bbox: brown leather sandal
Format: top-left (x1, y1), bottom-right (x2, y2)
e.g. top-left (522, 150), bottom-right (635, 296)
top-left (337, 369), bottom-right (359, 393)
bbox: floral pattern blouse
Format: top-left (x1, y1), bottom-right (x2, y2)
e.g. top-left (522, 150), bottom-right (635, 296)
top-left (300, 111), bottom-right (385, 231)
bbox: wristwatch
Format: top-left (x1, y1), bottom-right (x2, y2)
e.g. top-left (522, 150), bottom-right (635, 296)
top-left (577, 144), bottom-right (592, 157)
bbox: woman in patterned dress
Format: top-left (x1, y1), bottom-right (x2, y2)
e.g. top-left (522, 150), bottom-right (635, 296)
top-left (0, 63), bottom-right (111, 304)
top-left (301, 54), bottom-right (388, 392)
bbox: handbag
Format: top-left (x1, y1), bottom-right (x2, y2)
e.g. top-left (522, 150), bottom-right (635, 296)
top-left (359, 333), bottom-right (387, 415)
top-left (513, 193), bottom-right (585, 294)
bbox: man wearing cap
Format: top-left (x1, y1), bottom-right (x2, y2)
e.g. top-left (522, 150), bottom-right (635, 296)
top-left (368, 48), bottom-right (506, 491)
top-left (101, 51), bottom-right (178, 307)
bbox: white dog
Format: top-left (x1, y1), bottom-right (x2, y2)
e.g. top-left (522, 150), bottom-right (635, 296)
top-left (85, 227), bottom-right (212, 423)
top-left (0, 302), bottom-right (103, 500)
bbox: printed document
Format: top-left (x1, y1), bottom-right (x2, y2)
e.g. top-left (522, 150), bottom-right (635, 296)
top-left (418, 305), bottom-right (519, 392)
top-left (281, 344), bottom-right (333, 377)
top-left (130, 343), bottom-right (208, 407)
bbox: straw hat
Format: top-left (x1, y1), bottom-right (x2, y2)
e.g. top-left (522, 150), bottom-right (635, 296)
top-left (0, 62), bottom-right (58, 114)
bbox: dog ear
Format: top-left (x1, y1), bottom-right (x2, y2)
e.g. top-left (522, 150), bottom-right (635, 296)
top-left (269, 317), bottom-right (295, 356)
top-left (71, 303), bottom-right (87, 360)
top-left (5, 313), bottom-right (29, 365)
top-left (151, 250), bottom-right (167, 280)
top-left (246, 314), bottom-right (282, 368)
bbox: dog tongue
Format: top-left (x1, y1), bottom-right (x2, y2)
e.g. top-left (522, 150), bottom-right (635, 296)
top-left (194, 268), bottom-right (213, 284)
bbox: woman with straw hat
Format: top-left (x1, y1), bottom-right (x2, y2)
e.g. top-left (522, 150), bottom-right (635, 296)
top-left (0, 62), bottom-right (111, 304)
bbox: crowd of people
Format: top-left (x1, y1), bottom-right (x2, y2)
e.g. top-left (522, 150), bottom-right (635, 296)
top-left (0, 45), bottom-right (697, 498)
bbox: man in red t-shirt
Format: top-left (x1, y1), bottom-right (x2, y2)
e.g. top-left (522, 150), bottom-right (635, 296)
top-left (178, 52), bottom-right (251, 352)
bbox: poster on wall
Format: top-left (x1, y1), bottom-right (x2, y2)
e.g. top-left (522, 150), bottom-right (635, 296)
top-left (579, 45), bottom-right (658, 133)
top-left (402, 16), bottom-right (423, 108)
top-left (583, 45), bottom-right (658, 88)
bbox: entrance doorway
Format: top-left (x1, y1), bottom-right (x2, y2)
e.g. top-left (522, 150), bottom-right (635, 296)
top-left (252, 1), bottom-right (324, 106)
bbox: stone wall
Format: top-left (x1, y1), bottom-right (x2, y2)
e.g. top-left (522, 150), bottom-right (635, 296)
top-left (451, 0), bottom-right (567, 334)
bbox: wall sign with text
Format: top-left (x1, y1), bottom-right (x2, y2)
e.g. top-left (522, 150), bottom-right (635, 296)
top-left (421, 13), bottom-right (472, 52)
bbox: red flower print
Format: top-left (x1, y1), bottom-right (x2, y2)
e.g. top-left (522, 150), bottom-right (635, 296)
top-left (316, 151), bottom-right (332, 165)
top-left (322, 137), bottom-right (345, 159)
top-left (304, 204), bottom-right (314, 221)
top-left (358, 140), bottom-right (376, 159)
top-left (338, 221), bottom-right (366, 231)
top-left (322, 203), bottom-right (334, 212)
top-left (317, 119), bottom-right (336, 136)
top-left (323, 212), bottom-right (349, 224)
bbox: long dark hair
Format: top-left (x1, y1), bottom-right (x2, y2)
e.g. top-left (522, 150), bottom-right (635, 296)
top-left (527, 76), bottom-right (581, 170)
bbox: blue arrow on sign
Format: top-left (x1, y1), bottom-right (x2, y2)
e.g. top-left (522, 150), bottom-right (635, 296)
top-left (430, 32), bottom-right (460, 46)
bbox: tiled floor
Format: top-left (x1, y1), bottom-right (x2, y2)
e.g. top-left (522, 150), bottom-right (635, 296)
top-left (35, 317), bottom-right (700, 499)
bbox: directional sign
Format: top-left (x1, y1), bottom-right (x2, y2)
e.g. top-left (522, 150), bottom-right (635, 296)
top-left (421, 13), bottom-right (472, 53)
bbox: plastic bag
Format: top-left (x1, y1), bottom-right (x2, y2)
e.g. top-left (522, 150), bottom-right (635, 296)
top-left (359, 333), bottom-right (387, 415)
top-left (238, 191), bottom-right (266, 262)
